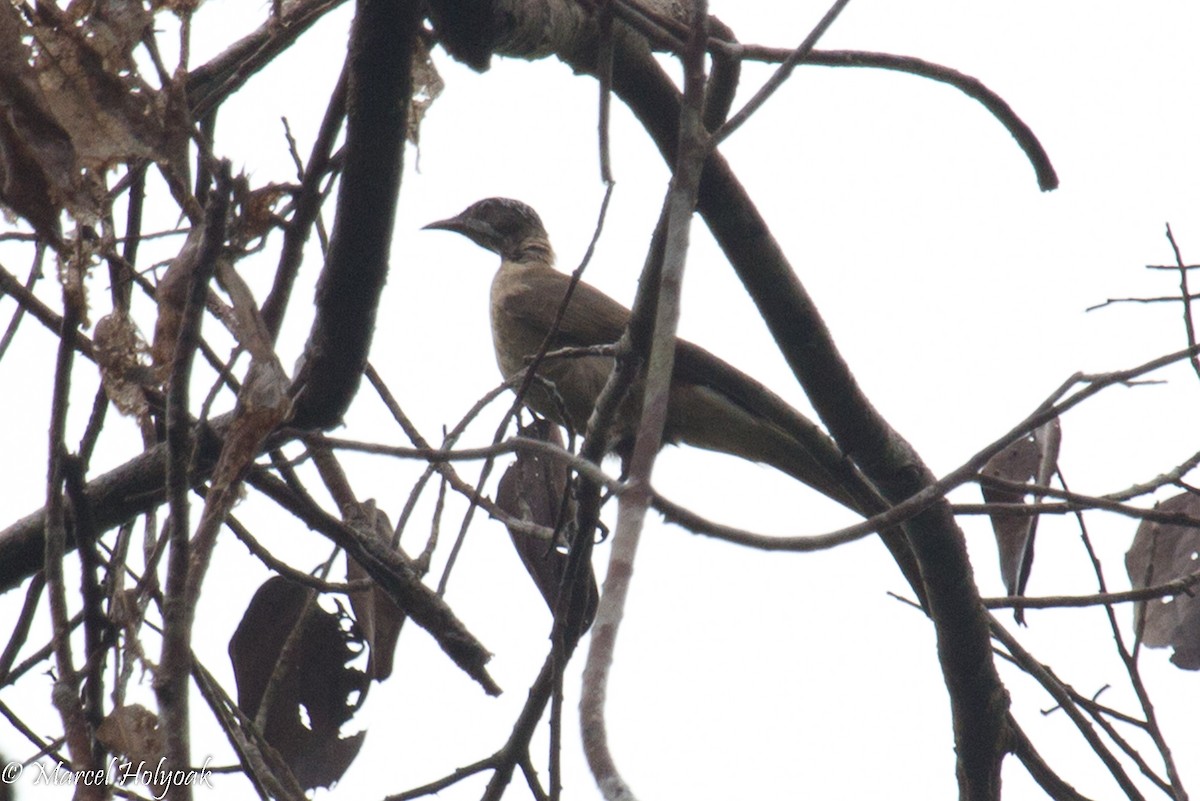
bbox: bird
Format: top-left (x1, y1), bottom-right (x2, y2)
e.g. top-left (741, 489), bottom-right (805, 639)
top-left (424, 197), bottom-right (882, 510)
top-left (424, 198), bottom-right (925, 604)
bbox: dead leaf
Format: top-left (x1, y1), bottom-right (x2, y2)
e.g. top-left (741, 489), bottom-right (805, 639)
top-left (210, 356), bottom-right (293, 493)
top-left (980, 418), bottom-right (1061, 623)
top-left (408, 37), bottom-right (443, 147)
top-left (69, 0), bottom-right (155, 68)
top-left (0, 2), bottom-right (190, 237)
top-left (0, 3), bottom-right (80, 239)
top-left (496, 419), bottom-right (597, 636)
top-left (214, 253), bottom-right (278, 362)
top-left (93, 310), bottom-right (155, 421)
top-left (344, 501), bottom-right (406, 681)
top-left (231, 179), bottom-right (287, 247)
top-left (97, 703), bottom-right (167, 797)
top-left (150, 227), bottom-right (201, 374)
top-left (96, 703), bottom-right (164, 766)
top-left (229, 576), bottom-right (368, 790)
top-left (1126, 492), bottom-right (1200, 670)
top-left (29, 5), bottom-right (167, 170)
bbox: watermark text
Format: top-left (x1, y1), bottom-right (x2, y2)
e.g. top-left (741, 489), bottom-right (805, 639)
top-left (3, 756), bottom-right (215, 799)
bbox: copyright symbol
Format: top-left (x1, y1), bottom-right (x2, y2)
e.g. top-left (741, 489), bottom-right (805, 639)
top-left (1, 761), bottom-right (22, 783)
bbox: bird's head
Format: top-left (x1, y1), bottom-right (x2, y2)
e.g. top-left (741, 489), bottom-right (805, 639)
top-left (423, 197), bottom-right (549, 261)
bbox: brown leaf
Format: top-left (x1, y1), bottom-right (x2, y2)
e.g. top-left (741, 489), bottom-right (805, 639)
top-left (0, 3), bottom-right (80, 239)
top-left (408, 37), bottom-right (443, 147)
top-left (344, 502), bottom-right (406, 681)
top-left (210, 356), bottom-right (293, 495)
top-left (151, 228), bottom-right (202, 374)
top-left (980, 419), bottom-right (1061, 622)
top-left (232, 179), bottom-right (288, 247)
top-left (335, 514), bottom-right (500, 694)
top-left (96, 703), bottom-right (164, 766)
top-left (0, 2), bottom-right (190, 237)
top-left (96, 703), bottom-right (168, 798)
top-left (93, 311), bottom-right (155, 421)
top-left (496, 419), bottom-right (598, 636)
top-left (1126, 492), bottom-right (1200, 670)
top-left (29, 4), bottom-right (166, 171)
top-left (229, 576), bottom-right (368, 790)
top-left (214, 254), bottom-right (278, 362)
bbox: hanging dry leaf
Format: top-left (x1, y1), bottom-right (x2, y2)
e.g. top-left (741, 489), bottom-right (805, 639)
top-left (408, 37), bottom-right (444, 147)
top-left (231, 179), bottom-right (288, 248)
top-left (229, 576), bottom-right (368, 790)
top-left (0, 3), bottom-right (81, 239)
top-left (0, 2), bottom-right (190, 238)
top-left (96, 703), bottom-right (165, 773)
top-left (150, 228), bottom-right (202, 374)
top-left (28, 4), bottom-right (174, 171)
top-left (1126, 492), bottom-right (1200, 670)
top-left (344, 501), bottom-right (407, 681)
top-left (980, 418), bottom-right (1061, 623)
top-left (214, 255), bottom-right (278, 362)
top-left (210, 357), bottom-right (293, 492)
top-left (497, 419), bottom-right (598, 636)
top-left (93, 311), bottom-right (156, 420)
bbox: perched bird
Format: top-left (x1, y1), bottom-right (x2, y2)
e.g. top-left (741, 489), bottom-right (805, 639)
top-left (425, 197), bottom-right (869, 508)
top-left (425, 198), bottom-right (926, 603)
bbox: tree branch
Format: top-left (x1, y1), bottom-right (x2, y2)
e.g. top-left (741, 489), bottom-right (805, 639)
top-left (289, 0), bottom-right (422, 429)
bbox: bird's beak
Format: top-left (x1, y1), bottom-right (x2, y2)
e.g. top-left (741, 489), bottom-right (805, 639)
top-left (422, 215), bottom-right (465, 233)
top-left (422, 209), bottom-right (501, 255)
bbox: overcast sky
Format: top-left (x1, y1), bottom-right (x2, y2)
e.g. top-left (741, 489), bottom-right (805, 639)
top-left (2, 2), bottom-right (1200, 800)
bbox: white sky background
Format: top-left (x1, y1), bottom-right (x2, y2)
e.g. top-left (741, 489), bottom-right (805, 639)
top-left (2, 1), bottom-right (1200, 799)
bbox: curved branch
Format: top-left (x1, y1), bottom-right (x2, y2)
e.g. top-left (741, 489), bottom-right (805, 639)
top-left (758, 48), bottom-right (1059, 192)
top-left (289, 0), bottom-right (422, 429)
top-left (605, 37), bottom-right (1007, 801)
top-left (606, 3), bottom-right (1058, 191)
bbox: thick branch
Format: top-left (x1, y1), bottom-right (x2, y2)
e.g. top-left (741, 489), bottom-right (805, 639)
top-left (186, 0), bottom-right (348, 119)
top-left (289, 0), bottom-right (422, 429)
top-left (604, 38), bottom-right (1008, 801)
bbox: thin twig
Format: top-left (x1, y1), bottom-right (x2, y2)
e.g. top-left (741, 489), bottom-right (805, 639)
top-left (983, 569), bottom-right (1200, 611)
top-left (989, 619), bottom-right (1146, 801)
top-left (0, 246), bottom-right (44, 363)
top-left (44, 249), bottom-right (97, 787)
top-left (1066, 468), bottom-right (1191, 800)
top-left (581, 5), bottom-right (711, 797)
top-left (0, 573), bottom-right (45, 685)
top-left (710, 0), bottom-right (852, 147)
top-left (1164, 223), bottom-right (1200, 384)
top-left (157, 162), bottom-right (233, 799)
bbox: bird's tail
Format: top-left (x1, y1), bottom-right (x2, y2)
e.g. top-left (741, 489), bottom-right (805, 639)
top-left (667, 378), bottom-right (926, 607)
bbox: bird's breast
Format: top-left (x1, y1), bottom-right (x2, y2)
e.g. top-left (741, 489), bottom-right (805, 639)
top-left (489, 263), bottom-right (549, 379)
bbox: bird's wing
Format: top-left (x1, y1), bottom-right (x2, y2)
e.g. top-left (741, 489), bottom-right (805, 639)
top-left (496, 266), bottom-right (631, 347)
top-left (501, 267), bottom-right (824, 454)
top-left (673, 339), bottom-right (813, 441)
top-left (672, 338), bottom-right (924, 600)
top-left (670, 339), bottom-right (863, 500)
top-left (500, 264), bottom-right (825, 448)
